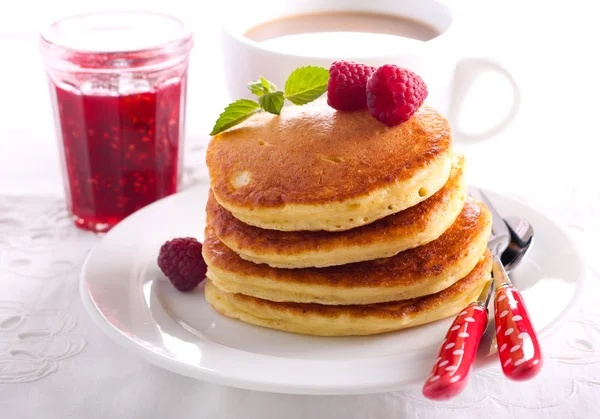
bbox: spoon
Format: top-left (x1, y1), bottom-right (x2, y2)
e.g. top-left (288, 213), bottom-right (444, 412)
top-left (501, 215), bottom-right (534, 274)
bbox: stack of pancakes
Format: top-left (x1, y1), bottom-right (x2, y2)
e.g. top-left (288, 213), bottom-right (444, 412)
top-left (204, 101), bottom-right (493, 336)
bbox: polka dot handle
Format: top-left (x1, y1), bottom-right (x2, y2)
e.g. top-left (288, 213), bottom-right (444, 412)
top-left (422, 303), bottom-right (488, 400)
top-left (494, 285), bottom-right (543, 381)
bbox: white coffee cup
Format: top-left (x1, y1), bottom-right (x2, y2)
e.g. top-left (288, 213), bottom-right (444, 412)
top-left (219, 0), bottom-right (520, 142)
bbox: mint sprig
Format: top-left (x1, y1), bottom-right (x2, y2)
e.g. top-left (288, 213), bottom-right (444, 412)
top-left (210, 66), bottom-right (329, 135)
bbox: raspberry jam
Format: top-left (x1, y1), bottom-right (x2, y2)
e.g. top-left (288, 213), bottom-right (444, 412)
top-left (54, 81), bottom-right (184, 232)
top-left (41, 12), bottom-right (192, 233)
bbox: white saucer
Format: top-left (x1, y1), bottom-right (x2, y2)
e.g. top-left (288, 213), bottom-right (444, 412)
top-left (80, 185), bottom-right (585, 395)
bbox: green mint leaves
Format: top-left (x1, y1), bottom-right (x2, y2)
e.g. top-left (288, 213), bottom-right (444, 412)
top-left (209, 99), bottom-right (261, 136)
top-left (248, 77), bottom-right (277, 97)
top-left (284, 66), bottom-right (330, 105)
top-left (210, 66), bottom-right (329, 135)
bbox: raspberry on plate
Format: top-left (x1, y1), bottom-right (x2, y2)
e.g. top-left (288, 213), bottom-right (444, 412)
top-left (327, 60), bottom-right (376, 111)
top-left (157, 237), bottom-right (207, 291)
top-left (366, 64), bottom-right (428, 126)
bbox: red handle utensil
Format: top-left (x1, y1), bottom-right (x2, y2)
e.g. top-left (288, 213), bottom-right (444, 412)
top-left (422, 278), bottom-right (494, 401)
top-left (493, 259), bottom-right (543, 380)
top-left (422, 304), bottom-right (488, 400)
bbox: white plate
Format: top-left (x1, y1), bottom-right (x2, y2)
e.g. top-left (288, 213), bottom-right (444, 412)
top-left (80, 185), bottom-right (586, 395)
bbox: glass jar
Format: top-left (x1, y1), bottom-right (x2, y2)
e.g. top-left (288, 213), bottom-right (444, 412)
top-left (40, 12), bottom-right (193, 233)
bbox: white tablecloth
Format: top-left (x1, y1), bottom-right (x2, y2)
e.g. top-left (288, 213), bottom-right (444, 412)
top-left (1, 1), bottom-right (599, 418)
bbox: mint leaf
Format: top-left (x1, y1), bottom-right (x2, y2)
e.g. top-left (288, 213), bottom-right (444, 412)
top-left (210, 99), bottom-right (261, 135)
top-left (248, 77), bottom-right (277, 97)
top-left (284, 66), bottom-right (329, 105)
top-left (259, 91), bottom-right (285, 115)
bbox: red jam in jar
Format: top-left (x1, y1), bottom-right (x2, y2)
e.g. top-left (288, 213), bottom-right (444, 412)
top-left (54, 81), bottom-right (183, 231)
top-left (41, 12), bottom-right (193, 233)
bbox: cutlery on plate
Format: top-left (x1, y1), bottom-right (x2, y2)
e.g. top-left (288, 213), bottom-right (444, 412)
top-left (477, 190), bottom-right (543, 381)
top-left (423, 189), bottom-right (543, 400)
top-left (422, 276), bottom-right (495, 400)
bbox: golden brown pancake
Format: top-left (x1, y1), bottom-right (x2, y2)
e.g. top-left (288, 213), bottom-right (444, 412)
top-left (206, 101), bottom-right (454, 231)
top-left (207, 156), bottom-right (466, 268)
top-left (204, 198), bottom-right (492, 305)
top-left (205, 250), bottom-right (492, 336)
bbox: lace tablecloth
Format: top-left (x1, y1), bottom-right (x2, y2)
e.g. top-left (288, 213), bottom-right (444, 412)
top-left (2, 1), bottom-right (600, 417)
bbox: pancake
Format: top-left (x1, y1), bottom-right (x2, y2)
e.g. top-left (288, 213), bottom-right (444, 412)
top-left (206, 101), bottom-right (454, 231)
top-left (205, 250), bottom-right (492, 336)
top-left (204, 198), bottom-right (492, 305)
top-left (207, 156), bottom-right (466, 269)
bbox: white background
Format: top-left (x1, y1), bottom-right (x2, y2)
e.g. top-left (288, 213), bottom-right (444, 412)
top-left (1, 1), bottom-right (599, 418)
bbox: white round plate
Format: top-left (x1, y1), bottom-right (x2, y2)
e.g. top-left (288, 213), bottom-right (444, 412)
top-left (80, 185), bottom-right (586, 395)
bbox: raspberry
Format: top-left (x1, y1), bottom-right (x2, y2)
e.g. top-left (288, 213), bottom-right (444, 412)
top-left (327, 60), bottom-right (376, 111)
top-left (366, 65), bottom-right (428, 126)
top-left (157, 237), bottom-right (207, 291)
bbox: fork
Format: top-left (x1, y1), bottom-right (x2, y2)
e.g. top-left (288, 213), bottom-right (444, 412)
top-left (476, 189), bottom-right (543, 381)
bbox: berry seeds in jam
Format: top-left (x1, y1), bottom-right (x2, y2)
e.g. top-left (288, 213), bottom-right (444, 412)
top-left (54, 79), bottom-right (184, 233)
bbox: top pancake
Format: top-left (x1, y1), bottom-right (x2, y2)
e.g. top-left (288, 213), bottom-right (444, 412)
top-left (207, 101), bottom-right (454, 231)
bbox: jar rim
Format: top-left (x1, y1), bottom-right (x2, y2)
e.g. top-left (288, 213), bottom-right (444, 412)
top-left (40, 11), bottom-right (193, 55)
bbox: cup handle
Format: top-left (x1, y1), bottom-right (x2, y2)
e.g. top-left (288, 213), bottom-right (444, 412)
top-left (448, 57), bottom-right (521, 142)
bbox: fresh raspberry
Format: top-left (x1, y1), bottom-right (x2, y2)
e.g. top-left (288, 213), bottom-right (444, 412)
top-left (157, 237), bottom-right (207, 291)
top-left (327, 60), bottom-right (376, 111)
top-left (366, 65), bottom-right (428, 126)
